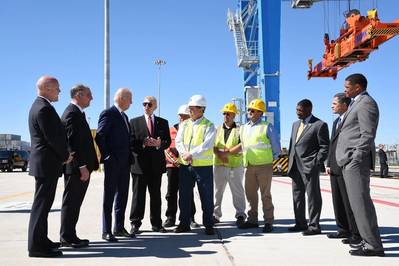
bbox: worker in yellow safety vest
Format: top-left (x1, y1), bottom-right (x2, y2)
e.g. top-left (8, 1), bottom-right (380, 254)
top-left (174, 95), bottom-right (216, 235)
top-left (163, 104), bottom-right (198, 228)
top-left (212, 103), bottom-right (246, 228)
top-left (238, 98), bottom-right (281, 233)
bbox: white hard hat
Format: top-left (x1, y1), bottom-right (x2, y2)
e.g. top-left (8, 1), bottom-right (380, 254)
top-left (188, 94), bottom-right (207, 107)
top-left (177, 104), bottom-right (189, 115)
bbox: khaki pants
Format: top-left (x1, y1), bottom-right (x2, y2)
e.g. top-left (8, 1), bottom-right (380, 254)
top-left (244, 164), bottom-right (274, 224)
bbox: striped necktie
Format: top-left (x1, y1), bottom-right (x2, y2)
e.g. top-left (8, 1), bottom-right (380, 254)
top-left (296, 120), bottom-right (305, 143)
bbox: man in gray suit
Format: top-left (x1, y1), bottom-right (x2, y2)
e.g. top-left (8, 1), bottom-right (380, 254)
top-left (287, 99), bottom-right (329, 236)
top-left (336, 73), bottom-right (384, 257)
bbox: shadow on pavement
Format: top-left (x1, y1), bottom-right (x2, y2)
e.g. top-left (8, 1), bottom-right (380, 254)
top-left (60, 230), bottom-right (224, 258)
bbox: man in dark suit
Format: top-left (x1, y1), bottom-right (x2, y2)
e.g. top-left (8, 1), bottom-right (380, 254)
top-left (28, 76), bottom-right (73, 257)
top-left (378, 144), bottom-right (389, 178)
top-left (95, 88), bottom-right (134, 242)
top-left (287, 99), bottom-right (329, 236)
top-left (129, 96), bottom-right (171, 234)
top-left (60, 84), bottom-right (99, 248)
top-left (325, 93), bottom-right (360, 244)
top-left (336, 73), bottom-right (384, 256)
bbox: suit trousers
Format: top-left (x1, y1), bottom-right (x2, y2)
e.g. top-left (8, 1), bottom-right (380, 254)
top-left (60, 173), bottom-right (89, 241)
top-left (130, 170), bottom-right (163, 228)
top-left (178, 165), bottom-right (214, 227)
top-left (343, 159), bottom-right (383, 251)
top-left (244, 164), bottom-right (274, 224)
top-left (165, 167), bottom-right (196, 221)
top-left (380, 163), bottom-right (389, 178)
top-left (290, 160), bottom-right (322, 230)
top-left (102, 156), bottom-right (130, 233)
top-left (28, 176), bottom-right (58, 252)
top-left (213, 165), bottom-right (246, 220)
top-left (329, 174), bottom-right (359, 237)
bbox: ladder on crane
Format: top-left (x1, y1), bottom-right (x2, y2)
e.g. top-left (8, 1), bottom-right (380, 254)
top-left (227, 9), bottom-right (259, 69)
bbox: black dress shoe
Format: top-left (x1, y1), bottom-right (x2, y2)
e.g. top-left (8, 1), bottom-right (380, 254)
top-left (238, 221), bottom-right (259, 229)
top-left (288, 225), bottom-right (308, 232)
top-left (327, 231), bottom-right (350, 239)
top-left (174, 224), bottom-right (191, 233)
top-left (349, 239), bottom-right (364, 249)
top-left (350, 247), bottom-right (385, 257)
top-left (60, 237), bottom-right (89, 248)
top-left (212, 216), bottom-right (220, 224)
top-left (302, 228), bottom-right (321, 236)
top-left (205, 226), bottom-right (215, 235)
top-left (152, 226), bottom-right (167, 233)
top-left (102, 233), bottom-right (118, 242)
top-left (235, 216), bottom-right (245, 228)
top-left (191, 219), bottom-right (200, 228)
top-left (29, 249), bottom-right (63, 258)
top-left (163, 218), bottom-right (176, 228)
top-left (342, 236), bottom-right (362, 245)
top-left (130, 225), bottom-right (140, 234)
top-left (48, 241), bottom-right (61, 249)
top-left (114, 228), bottom-right (135, 238)
top-left (263, 223), bottom-right (273, 233)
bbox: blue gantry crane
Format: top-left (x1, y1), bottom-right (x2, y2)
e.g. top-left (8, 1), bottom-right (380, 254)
top-left (228, 0), bottom-right (281, 141)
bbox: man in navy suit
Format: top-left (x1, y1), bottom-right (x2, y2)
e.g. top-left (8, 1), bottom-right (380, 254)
top-left (28, 76), bottom-right (73, 257)
top-left (129, 96), bottom-right (171, 233)
top-left (95, 88), bottom-right (134, 242)
top-left (60, 84), bottom-right (99, 248)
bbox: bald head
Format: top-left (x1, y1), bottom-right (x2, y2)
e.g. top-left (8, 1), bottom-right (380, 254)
top-left (114, 88), bottom-right (132, 111)
top-left (36, 75), bottom-right (60, 102)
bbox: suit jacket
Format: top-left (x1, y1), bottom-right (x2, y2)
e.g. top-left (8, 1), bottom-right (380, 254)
top-left (95, 105), bottom-right (131, 162)
top-left (28, 97), bottom-right (69, 178)
top-left (326, 117), bottom-right (342, 176)
top-left (288, 115), bottom-right (330, 176)
top-left (130, 115), bottom-right (171, 174)
top-left (336, 92), bottom-right (378, 169)
top-left (61, 103), bottom-right (99, 175)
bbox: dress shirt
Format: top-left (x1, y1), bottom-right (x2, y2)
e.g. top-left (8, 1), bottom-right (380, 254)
top-left (246, 117), bottom-right (281, 160)
top-left (175, 116), bottom-right (216, 159)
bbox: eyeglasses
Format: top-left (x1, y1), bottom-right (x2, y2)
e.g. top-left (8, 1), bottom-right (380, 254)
top-left (222, 113), bottom-right (231, 116)
top-left (247, 109), bottom-right (256, 113)
top-left (143, 102), bottom-right (153, 107)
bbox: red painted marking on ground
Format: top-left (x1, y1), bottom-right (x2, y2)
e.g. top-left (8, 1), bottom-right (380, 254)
top-left (272, 178), bottom-right (399, 208)
top-left (319, 177), bottom-right (399, 191)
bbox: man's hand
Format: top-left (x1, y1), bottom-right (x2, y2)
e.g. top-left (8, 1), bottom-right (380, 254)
top-left (182, 152), bottom-right (193, 165)
top-left (325, 167), bottom-right (331, 175)
top-left (63, 152), bottom-right (75, 165)
top-left (79, 166), bottom-right (90, 182)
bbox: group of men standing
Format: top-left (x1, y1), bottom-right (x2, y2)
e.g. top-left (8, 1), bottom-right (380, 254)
top-left (27, 72), bottom-right (384, 258)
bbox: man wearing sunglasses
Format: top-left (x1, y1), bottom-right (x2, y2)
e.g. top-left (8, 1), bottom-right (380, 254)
top-left (129, 96), bottom-right (171, 234)
top-left (238, 98), bottom-right (280, 233)
top-left (175, 95), bottom-right (217, 235)
top-left (213, 103), bottom-right (246, 228)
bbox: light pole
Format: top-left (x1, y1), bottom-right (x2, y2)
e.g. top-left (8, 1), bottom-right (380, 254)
top-left (154, 59), bottom-right (166, 116)
top-left (104, 0), bottom-right (110, 109)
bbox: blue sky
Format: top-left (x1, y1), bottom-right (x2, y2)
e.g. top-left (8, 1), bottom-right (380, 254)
top-left (1, 0), bottom-right (398, 148)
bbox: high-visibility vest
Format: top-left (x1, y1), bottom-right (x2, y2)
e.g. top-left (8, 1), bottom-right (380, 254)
top-left (240, 121), bottom-right (273, 167)
top-left (179, 117), bottom-right (214, 166)
top-left (213, 125), bottom-right (242, 168)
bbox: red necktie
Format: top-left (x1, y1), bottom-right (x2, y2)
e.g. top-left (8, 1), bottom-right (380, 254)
top-left (147, 116), bottom-right (153, 137)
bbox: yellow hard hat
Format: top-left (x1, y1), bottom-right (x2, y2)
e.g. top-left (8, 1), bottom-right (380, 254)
top-left (221, 103), bottom-right (238, 114)
top-left (248, 98), bottom-right (266, 113)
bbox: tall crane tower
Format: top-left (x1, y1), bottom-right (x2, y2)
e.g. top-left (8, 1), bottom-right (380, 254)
top-left (228, 0), bottom-right (281, 141)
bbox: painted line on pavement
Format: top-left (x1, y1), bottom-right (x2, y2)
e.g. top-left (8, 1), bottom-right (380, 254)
top-left (0, 191), bottom-right (32, 202)
top-left (272, 178), bottom-right (399, 208)
top-left (320, 177), bottom-right (399, 191)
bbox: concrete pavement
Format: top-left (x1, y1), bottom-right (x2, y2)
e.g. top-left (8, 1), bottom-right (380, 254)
top-left (0, 170), bottom-right (398, 265)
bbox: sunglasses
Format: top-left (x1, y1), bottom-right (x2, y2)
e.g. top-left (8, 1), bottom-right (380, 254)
top-left (143, 102), bottom-right (153, 107)
top-left (247, 109), bottom-right (256, 113)
top-left (222, 112), bottom-right (231, 116)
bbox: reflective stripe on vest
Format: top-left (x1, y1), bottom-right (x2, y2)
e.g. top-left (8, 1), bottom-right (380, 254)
top-left (240, 121), bottom-right (273, 167)
top-left (213, 125), bottom-right (242, 168)
top-left (179, 118), bottom-right (214, 166)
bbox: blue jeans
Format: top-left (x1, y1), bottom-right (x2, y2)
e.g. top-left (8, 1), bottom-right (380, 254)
top-left (178, 165), bottom-right (214, 227)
